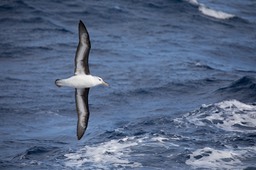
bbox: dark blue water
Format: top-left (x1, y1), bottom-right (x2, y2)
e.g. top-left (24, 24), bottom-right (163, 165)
top-left (1, 0), bottom-right (256, 169)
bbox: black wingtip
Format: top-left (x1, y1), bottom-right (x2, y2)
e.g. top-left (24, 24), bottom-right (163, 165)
top-left (78, 20), bottom-right (89, 37)
top-left (79, 20), bottom-right (83, 26)
top-left (77, 134), bottom-right (83, 140)
top-left (79, 20), bottom-right (86, 30)
top-left (77, 125), bottom-right (86, 140)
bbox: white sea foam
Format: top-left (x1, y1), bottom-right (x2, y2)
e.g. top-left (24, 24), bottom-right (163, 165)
top-left (64, 137), bottom-right (142, 169)
top-left (186, 146), bottom-right (256, 169)
top-left (187, 0), bottom-right (199, 6)
top-left (184, 100), bottom-right (256, 132)
top-left (186, 0), bottom-right (235, 19)
top-left (217, 100), bottom-right (256, 111)
top-left (214, 100), bottom-right (256, 132)
top-left (199, 5), bottom-right (235, 20)
top-left (64, 135), bottom-right (179, 169)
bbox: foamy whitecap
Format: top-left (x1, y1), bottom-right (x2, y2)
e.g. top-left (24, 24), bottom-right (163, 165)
top-left (217, 100), bottom-right (256, 111)
top-left (64, 137), bottom-right (142, 169)
top-left (187, 0), bottom-right (199, 6)
top-left (186, 146), bottom-right (256, 169)
top-left (64, 135), bottom-right (180, 169)
top-left (199, 5), bottom-right (235, 19)
top-left (186, 0), bottom-right (235, 19)
top-left (183, 100), bottom-right (256, 132)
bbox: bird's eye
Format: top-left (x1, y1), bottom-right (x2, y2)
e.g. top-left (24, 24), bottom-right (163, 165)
top-left (98, 78), bottom-right (102, 81)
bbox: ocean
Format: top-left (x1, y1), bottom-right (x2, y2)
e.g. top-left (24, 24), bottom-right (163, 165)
top-left (0, 0), bottom-right (256, 169)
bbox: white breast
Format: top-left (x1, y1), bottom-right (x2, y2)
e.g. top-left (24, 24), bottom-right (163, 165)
top-left (60, 75), bottom-right (98, 88)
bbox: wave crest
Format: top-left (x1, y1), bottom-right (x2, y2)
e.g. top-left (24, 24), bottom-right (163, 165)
top-left (187, 0), bottom-right (235, 19)
top-left (182, 99), bottom-right (256, 132)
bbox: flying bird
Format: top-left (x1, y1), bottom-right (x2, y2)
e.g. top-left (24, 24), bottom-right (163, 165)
top-left (55, 20), bottom-right (108, 140)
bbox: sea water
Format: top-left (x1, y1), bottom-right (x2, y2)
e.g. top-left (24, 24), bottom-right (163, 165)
top-left (0, 0), bottom-right (256, 169)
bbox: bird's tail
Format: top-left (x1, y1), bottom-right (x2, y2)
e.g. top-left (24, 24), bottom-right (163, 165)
top-left (55, 79), bottom-right (63, 87)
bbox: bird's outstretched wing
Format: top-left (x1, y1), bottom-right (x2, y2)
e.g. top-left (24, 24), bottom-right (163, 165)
top-left (74, 20), bottom-right (91, 75)
top-left (75, 88), bottom-right (90, 140)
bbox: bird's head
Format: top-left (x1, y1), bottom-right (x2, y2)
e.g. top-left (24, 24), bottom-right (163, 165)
top-left (95, 76), bottom-right (109, 86)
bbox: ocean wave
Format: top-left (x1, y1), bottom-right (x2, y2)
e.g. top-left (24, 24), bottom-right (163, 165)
top-left (186, 146), bottom-right (256, 169)
top-left (186, 0), bottom-right (235, 19)
top-left (219, 76), bottom-right (256, 92)
top-left (14, 146), bottom-right (59, 160)
top-left (126, 78), bottom-right (220, 96)
top-left (64, 134), bottom-right (183, 169)
top-left (31, 27), bottom-right (72, 34)
top-left (216, 76), bottom-right (256, 102)
top-left (0, 0), bottom-right (34, 11)
top-left (64, 98), bottom-right (256, 169)
top-left (198, 5), bottom-right (235, 20)
top-left (181, 99), bottom-right (256, 132)
top-left (64, 136), bottom-right (142, 169)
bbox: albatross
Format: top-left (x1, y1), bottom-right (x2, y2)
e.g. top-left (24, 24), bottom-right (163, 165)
top-left (55, 20), bottom-right (108, 140)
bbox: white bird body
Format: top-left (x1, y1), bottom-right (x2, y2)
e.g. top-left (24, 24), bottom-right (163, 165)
top-left (56, 75), bottom-right (105, 89)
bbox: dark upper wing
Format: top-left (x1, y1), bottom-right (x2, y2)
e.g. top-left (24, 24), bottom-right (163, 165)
top-left (74, 20), bottom-right (91, 75)
top-left (75, 88), bottom-right (90, 140)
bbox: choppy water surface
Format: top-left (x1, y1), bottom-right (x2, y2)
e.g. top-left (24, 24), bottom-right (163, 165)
top-left (0, 0), bottom-right (256, 169)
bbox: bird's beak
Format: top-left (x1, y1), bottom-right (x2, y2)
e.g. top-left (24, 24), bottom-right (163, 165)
top-left (102, 81), bottom-right (109, 86)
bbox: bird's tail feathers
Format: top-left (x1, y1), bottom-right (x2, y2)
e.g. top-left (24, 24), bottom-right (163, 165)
top-left (55, 79), bottom-right (63, 87)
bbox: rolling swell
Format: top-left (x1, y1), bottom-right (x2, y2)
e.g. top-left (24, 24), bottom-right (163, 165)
top-left (14, 146), bottom-right (59, 160)
top-left (7, 145), bottom-right (63, 169)
top-left (123, 78), bottom-right (224, 100)
top-left (216, 76), bottom-right (256, 102)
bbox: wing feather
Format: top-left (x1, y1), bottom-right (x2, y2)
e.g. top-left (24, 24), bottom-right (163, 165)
top-left (74, 20), bottom-right (91, 75)
top-left (75, 88), bottom-right (90, 140)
